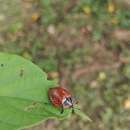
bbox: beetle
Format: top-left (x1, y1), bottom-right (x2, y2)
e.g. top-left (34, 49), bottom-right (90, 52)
top-left (48, 87), bottom-right (74, 114)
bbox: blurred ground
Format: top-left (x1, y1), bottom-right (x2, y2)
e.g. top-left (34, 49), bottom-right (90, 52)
top-left (0, 0), bottom-right (130, 130)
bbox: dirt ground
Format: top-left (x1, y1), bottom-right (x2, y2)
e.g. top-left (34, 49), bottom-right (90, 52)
top-left (0, 0), bottom-right (130, 130)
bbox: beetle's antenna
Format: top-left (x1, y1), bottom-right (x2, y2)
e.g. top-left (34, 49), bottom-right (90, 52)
top-left (74, 107), bottom-right (80, 110)
top-left (61, 106), bottom-right (64, 114)
top-left (68, 98), bottom-right (75, 114)
top-left (72, 106), bottom-right (81, 114)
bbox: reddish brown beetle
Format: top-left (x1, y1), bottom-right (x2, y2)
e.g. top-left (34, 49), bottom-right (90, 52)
top-left (48, 87), bottom-right (74, 114)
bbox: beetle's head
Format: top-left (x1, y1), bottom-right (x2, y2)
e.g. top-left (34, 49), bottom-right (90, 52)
top-left (63, 97), bottom-right (73, 108)
top-left (62, 97), bottom-right (75, 113)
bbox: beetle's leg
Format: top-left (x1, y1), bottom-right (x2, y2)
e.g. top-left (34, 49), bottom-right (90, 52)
top-left (71, 106), bottom-right (75, 114)
top-left (69, 98), bottom-right (75, 114)
top-left (60, 106), bottom-right (64, 114)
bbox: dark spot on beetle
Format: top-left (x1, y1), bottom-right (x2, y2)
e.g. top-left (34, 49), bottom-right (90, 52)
top-left (1, 64), bottom-right (4, 67)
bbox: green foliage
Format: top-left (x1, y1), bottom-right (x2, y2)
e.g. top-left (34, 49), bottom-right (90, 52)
top-left (93, 30), bottom-right (103, 41)
top-left (40, 0), bottom-right (70, 26)
top-left (40, 0), bottom-right (58, 26)
top-left (8, 22), bottom-right (23, 33)
top-left (0, 53), bottom-right (71, 130)
top-left (38, 0), bottom-right (130, 30)
top-left (116, 10), bottom-right (130, 29)
top-left (124, 64), bottom-right (130, 79)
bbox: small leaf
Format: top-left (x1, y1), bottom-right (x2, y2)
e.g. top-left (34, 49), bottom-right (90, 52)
top-left (0, 53), bottom-right (71, 130)
top-left (83, 6), bottom-right (92, 15)
top-left (8, 22), bottom-right (23, 33)
top-left (75, 109), bottom-right (92, 122)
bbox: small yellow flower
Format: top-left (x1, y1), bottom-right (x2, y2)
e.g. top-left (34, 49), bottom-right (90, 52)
top-left (83, 6), bottom-right (92, 15)
top-left (98, 72), bottom-right (107, 81)
top-left (31, 13), bottom-right (40, 22)
top-left (107, 2), bottom-right (116, 13)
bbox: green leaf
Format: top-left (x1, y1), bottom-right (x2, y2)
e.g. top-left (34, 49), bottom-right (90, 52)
top-left (0, 53), bottom-right (71, 130)
top-left (124, 64), bottom-right (130, 79)
top-left (8, 22), bottom-right (23, 33)
top-left (74, 109), bottom-right (92, 122)
top-left (41, 0), bottom-right (51, 7)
